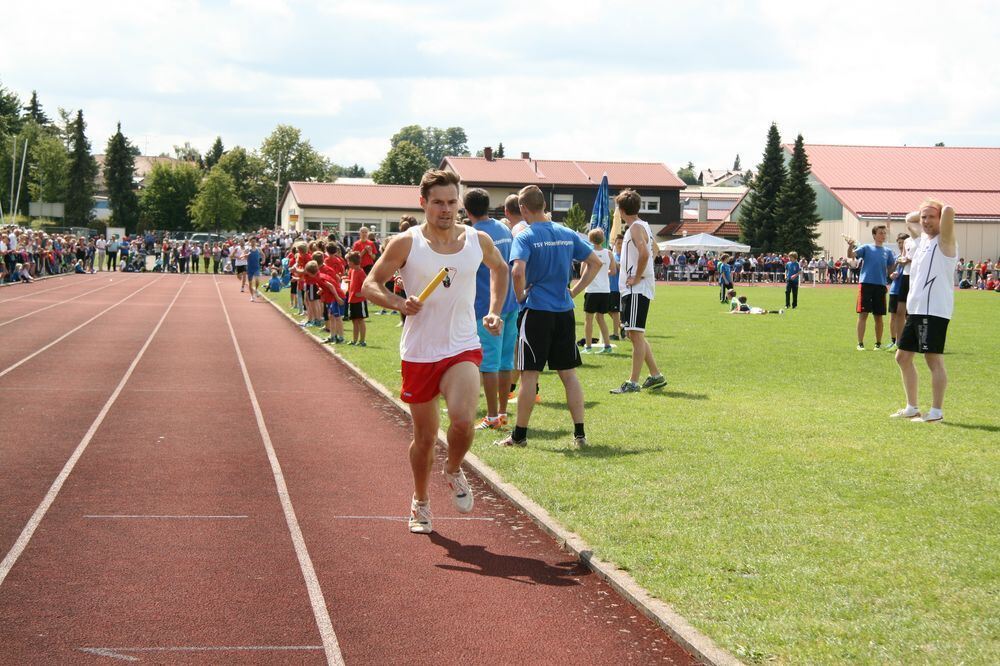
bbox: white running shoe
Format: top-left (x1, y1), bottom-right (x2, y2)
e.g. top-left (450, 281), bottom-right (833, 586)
top-left (889, 407), bottom-right (920, 419)
top-left (443, 468), bottom-right (474, 513)
top-left (911, 413), bottom-right (943, 423)
top-left (409, 497), bottom-right (432, 534)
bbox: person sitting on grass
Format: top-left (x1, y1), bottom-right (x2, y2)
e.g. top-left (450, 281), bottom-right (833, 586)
top-left (727, 288), bottom-right (740, 311)
top-left (14, 263), bottom-right (34, 283)
top-left (727, 295), bottom-right (783, 315)
top-left (265, 268), bottom-right (282, 292)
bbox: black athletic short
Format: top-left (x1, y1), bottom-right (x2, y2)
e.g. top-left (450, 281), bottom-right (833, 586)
top-left (516, 309), bottom-right (580, 372)
top-left (236, 265), bottom-right (247, 275)
top-left (898, 314), bottom-right (949, 354)
top-left (856, 283), bottom-right (887, 315)
top-left (609, 290), bottom-right (620, 313)
top-left (621, 293), bottom-right (651, 332)
top-left (897, 275), bottom-right (910, 302)
top-left (290, 280), bottom-right (298, 294)
top-left (889, 293), bottom-right (903, 312)
top-left (304, 284), bottom-right (318, 300)
top-left (347, 301), bottom-right (368, 320)
top-left (583, 292), bottom-right (610, 314)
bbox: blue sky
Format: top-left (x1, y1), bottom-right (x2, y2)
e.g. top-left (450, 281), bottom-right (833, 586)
top-left (2, 0), bottom-right (997, 174)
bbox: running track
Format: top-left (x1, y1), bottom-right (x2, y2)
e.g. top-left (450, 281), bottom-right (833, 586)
top-left (0, 273), bottom-right (695, 664)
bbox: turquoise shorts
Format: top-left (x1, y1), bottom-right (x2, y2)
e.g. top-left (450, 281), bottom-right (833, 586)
top-left (477, 310), bottom-right (518, 373)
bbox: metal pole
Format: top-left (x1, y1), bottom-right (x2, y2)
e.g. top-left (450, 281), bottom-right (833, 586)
top-left (13, 138), bottom-right (28, 219)
top-left (9, 137), bottom-right (15, 216)
top-left (273, 153), bottom-right (282, 231)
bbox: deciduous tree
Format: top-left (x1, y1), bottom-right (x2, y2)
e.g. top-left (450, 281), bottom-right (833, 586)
top-left (372, 141), bottom-right (431, 186)
top-left (190, 166), bottom-right (244, 233)
top-left (139, 161), bottom-right (201, 231)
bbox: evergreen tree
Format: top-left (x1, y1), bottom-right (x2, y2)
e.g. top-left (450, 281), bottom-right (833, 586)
top-left (739, 123), bottom-right (786, 251)
top-left (496, 142), bottom-right (505, 158)
top-left (676, 161), bottom-right (698, 185)
top-left (22, 91), bottom-right (50, 125)
top-left (139, 161), bottom-right (202, 230)
top-left (0, 81), bottom-right (22, 136)
top-left (372, 141), bottom-right (431, 185)
top-left (65, 110), bottom-right (98, 226)
top-left (189, 166), bottom-right (245, 233)
top-left (104, 122), bottom-right (140, 233)
top-left (562, 203), bottom-right (587, 232)
top-left (774, 134), bottom-right (821, 258)
top-left (733, 154), bottom-right (741, 171)
top-left (205, 136), bottom-right (225, 170)
top-left (344, 164), bottom-right (366, 177)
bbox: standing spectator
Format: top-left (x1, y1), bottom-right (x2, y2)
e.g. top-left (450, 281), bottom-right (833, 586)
top-left (95, 236), bottom-right (107, 271)
top-left (718, 253), bottom-right (733, 304)
top-left (847, 225), bottom-right (896, 350)
top-left (106, 236), bottom-right (120, 271)
top-left (352, 226), bottom-right (378, 275)
top-left (785, 251), bottom-right (801, 309)
top-left (191, 241), bottom-right (201, 273)
top-left (609, 234), bottom-right (624, 340)
top-left (581, 228), bottom-right (616, 354)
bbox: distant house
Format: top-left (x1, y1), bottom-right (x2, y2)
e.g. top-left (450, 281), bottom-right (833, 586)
top-left (698, 168), bottom-right (748, 187)
top-left (730, 144), bottom-right (1000, 259)
top-left (659, 185), bottom-right (747, 240)
top-left (278, 181), bottom-right (423, 236)
top-left (441, 149), bottom-right (684, 236)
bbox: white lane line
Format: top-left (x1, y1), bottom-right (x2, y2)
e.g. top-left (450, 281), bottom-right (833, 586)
top-left (79, 645), bottom-right (323, 661)
top-left (0, 277), bottom-right (73, 304)
top-left (0, 276), bottom-right (129, 328)
top-left (0, 277), bottom-right (162, 380)
top-left (0, 278), bottom-right (189, 590)
top-left (213, 276), bottom-right (344, 666)
top-left (83, 515), bottom-right (249, 520)
top-left (332, 515), bottom-right (494, 522)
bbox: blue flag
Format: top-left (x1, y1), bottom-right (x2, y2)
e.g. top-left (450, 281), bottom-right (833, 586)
top-left (589, 173), bottom-right (610, 246)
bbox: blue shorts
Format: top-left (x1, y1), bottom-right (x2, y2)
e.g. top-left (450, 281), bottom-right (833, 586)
top-left (477, 310), bottom-right (518, 373)
top-left (327, 301), bottom-right (344, 318)
top-left (247, 266), bottom-right (260, 279)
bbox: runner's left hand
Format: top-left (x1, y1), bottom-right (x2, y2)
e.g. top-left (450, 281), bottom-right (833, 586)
top-left (482, 313), bottom-right (502, 336)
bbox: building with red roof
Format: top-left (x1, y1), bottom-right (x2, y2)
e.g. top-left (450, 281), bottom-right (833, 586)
top-left (732, 144), bottom-right (1000, 259)
top-left (442, 149), bottom-right (684, 235)
top-left (279, 180), bottom-right (422, 237)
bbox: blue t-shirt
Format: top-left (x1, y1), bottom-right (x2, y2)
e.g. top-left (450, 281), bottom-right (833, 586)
top-left (268, 276), bottom-right (282, 292)
top-left (472, 219), bottom-right (518, 318)
top-left (610, 252), bottom-right (621, 293)
top-left (785, 261), bottom-right (801, 282)
top-left (854, 244), bottom-right (895, 285)
top-left (719, 262), bottom-right (732, 284)
top-left (247, 248), bottom-right (261, 273)
top-left (510, 222), bottom-right (593, 312)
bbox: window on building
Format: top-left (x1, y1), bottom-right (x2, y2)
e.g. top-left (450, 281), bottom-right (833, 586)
top-left (640, 197), bottom-right (660, 214)
top-left (346, 219), bottom-right (384, 235)
top-left (553, 194), bottom-right (573, 212)
top-left (305, 218), bottom-right (340, 232)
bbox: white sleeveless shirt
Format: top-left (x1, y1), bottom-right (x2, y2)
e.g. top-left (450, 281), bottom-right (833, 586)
top-left (619, 219), bottom-right (655, 299)
top-left (906, 235), bottom-right (957, 319)
top-left (399, 225), bottom-right (484, 362)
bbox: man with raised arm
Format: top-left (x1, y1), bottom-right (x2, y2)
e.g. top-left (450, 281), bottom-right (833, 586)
top-left (362, 169), bottom-right (509, 535)
top-left (847, 224), bottom-right (896, 350)
top-left (891, 200), bottom-right (958, 423)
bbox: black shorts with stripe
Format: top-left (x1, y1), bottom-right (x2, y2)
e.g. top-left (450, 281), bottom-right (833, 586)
top-left (856, 283), bottom-right (887, 315)
top-left (583, 292), bottom-right (611, 314)
top-left (898, 314), bottom-right (949, 354)
top-left (516, 309), bottom-right (580, 372)
top-left (621, 293), bottom-right (651, 332)
top-left (347, 301), bottom-right (368, 320)
top-left (608, 290), bottom-right (620, 313)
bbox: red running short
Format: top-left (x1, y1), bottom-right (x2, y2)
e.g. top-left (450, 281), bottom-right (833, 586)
top-left (400, 349), bottom-right (483, 404)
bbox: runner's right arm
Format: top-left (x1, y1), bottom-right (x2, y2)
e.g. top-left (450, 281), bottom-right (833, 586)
top-left (362, 235), bottom-right (422, 315)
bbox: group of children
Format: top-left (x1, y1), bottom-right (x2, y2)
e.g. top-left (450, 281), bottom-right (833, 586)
top-left (277, 239), bottom-right (370, 346)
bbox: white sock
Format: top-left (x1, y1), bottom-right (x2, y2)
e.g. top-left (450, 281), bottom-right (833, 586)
top-left (927, 408), bottom-right (943, 419)
top-left (906, 404), bottom-right (919, 413)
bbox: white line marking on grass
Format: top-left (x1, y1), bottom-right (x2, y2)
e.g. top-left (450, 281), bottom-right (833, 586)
top-left (0, 278), bottom-right (188, 590)
top-left (0, 277), bottom-right (127, 328)
top-left (332, 515), bottom-right (494, 522)
top-left (78, 645), bottom-right (323, 661)
top-left (213, 277), bottom-right (344, 666)
top-left (83, 515), bottom-right (249, 520)
top-left (0, 278), bottom-right (73, 304)
top-left (0, 277), bottom-right (162, 380)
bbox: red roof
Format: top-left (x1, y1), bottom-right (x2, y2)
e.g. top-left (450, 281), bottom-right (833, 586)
top-left (443, 156), bottom-right (685, 189)
top-left (657, 220), bottom-right (741, 238)
top-left (682, 208), bottom-right (730, 221)
top-left (286, 182), bottom-right (420, 210)
top-left (798, 144), bottom-right (1000, 218)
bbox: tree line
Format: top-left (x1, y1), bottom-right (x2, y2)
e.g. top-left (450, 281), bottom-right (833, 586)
top-left (0, 81), bottom-right (476, 234)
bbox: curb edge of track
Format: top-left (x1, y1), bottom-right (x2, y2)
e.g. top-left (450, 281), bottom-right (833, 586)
top-left (262, 296), bottom-right (744, 666)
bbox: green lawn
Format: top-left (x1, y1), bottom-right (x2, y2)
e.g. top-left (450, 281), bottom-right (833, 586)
top-left (264, 284), bottom-right (999, 665)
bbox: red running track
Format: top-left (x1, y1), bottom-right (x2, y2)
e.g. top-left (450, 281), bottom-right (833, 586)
top-left (0, 273), bottom-right (695, 665)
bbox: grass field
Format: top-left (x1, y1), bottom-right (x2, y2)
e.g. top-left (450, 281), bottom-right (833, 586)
top-left (264, 282), bottom-right (998, 665)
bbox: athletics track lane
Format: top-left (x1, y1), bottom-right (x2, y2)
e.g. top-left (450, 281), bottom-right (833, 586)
top-left (0, 275), bottom-right (175, 557)
top-left (220, 278), bottom-right (696, 664)
top-left (0, 274), bottom-right (333, 663)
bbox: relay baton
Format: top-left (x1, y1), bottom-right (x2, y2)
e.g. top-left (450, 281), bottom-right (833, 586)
top-left (417, 267), bottom-right (449, 302)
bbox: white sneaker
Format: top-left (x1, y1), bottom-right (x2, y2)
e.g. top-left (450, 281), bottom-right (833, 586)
top-left (409, 497), bottom-right (432, 534)
top-left (889, 407), bottom-right (920, 419)
top-left (912, 413), bottom-right (943, 423)
top-left (443, 468), bottom-right (474, 514)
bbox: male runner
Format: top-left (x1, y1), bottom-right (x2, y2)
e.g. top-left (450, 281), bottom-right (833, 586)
top-left (246, 238), bottom-right (262, 301)
top-left (611, 189), bottom-right (667, 394)
top-left (494, 185), bottom-right (602, 448)
top-left (362, 169), bottom-right (509, 534)
top-left (464, 188), bottom-right (519, 431)
top-left (892, 201), bottom-right (957, 423)
top-left (847, 224), bottom-right (895, 350)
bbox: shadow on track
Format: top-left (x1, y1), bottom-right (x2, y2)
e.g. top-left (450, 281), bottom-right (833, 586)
top-left (430, 533), bottom-right (587, 586)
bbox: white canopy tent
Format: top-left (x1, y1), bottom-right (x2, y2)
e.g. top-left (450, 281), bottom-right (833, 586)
top-left (657, 233), bottom-right (750, 254)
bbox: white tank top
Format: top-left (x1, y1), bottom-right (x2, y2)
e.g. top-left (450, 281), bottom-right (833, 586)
top-left (585, 248), bottom-right (612, 294)
top-left (619, 219), bottom-right (655, 299)
top-left (399, 225), bottom-right (483, 362)
top-left (906, 235), bottom-right (957, 319)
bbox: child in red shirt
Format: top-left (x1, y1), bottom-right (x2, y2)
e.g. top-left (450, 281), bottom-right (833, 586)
top-left (346, 251), bottom-right (368, 346)
top-left (318, 254), bottom-right (346, 344)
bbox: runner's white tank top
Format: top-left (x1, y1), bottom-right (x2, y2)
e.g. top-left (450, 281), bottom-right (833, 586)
top-left (619, 219), bottom-right (655, 299)
top-left (399, 225), bottom-right (483, 362)
top-left (906, 235), bottom-right (957, 319)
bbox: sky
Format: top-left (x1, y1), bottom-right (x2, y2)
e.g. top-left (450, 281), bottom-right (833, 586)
top-left (2, 0), bottom-right (998, 175)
